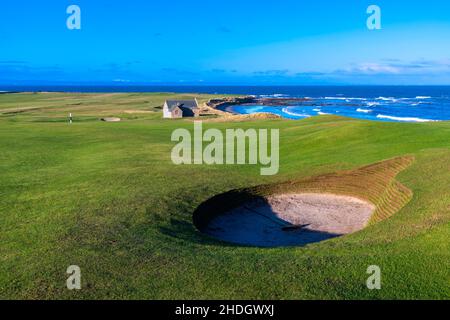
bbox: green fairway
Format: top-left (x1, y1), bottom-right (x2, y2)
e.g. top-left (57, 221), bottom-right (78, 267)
top-left (0, 92), bottom-right (449, 299)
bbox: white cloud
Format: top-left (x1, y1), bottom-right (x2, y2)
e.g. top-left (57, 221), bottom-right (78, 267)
top-left (352, 63), bottom-right (400, 74)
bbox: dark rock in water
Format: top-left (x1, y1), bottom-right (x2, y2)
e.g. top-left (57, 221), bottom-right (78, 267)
top-left (258, 98), bottom-right (311, 106)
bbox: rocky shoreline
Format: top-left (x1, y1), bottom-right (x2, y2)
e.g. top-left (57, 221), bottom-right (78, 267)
top-left (207, 96), bottom-right (313, 109)
top-left (206, 96), bottom-right (364, 114)
top-left (206, 96), bottom-right (256, 109)
top-left (199, 96), bottom-right (281, 121)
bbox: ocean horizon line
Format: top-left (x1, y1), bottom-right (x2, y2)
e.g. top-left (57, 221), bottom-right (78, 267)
top-left (2, 84), bottom-right (450, 96)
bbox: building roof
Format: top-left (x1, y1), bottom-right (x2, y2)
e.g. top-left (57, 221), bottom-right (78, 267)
top-left (165, 99), bottom-right (198, 112)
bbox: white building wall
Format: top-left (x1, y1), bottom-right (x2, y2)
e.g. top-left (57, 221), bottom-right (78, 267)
top-left (163, 102), bottom-right (172, 118)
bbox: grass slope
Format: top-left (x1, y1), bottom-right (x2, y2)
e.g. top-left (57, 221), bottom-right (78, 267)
top-left (0, 93), bottom-right (449, 299)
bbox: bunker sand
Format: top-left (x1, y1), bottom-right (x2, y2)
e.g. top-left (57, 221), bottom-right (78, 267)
top-left (194, 156), bottom-right (414, 247)
top-left (205, 194), bottom-right (375, 247)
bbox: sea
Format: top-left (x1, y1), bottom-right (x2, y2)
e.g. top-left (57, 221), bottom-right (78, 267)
top-left (1, 85), bottom-right (450, 122)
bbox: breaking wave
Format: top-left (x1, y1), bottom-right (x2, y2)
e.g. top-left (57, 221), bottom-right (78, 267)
top-left (376, 97), bottom-right (397, 102)
top-left (281, 107), bottom-right (311, 118)
top-left (357, 108), bottom-right (372, 113)
top-left (376, 114), bottom-right (438, 122)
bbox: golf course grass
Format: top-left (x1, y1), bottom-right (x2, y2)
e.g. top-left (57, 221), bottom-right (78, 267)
top-left (0, 92), bottom-right (449, 299)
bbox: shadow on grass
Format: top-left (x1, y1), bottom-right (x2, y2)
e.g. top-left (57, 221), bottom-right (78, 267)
top-left (158, 217), bottom-right (236, 247)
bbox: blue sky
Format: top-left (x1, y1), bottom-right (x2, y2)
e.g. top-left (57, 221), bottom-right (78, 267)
top-left (1, 0), bottom-right (450, 85)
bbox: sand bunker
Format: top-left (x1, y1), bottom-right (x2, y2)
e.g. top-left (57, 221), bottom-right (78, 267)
top-left (203, 193), bottom-right (375, 247)
top-left (101, 117), bottom-right (121, 122)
